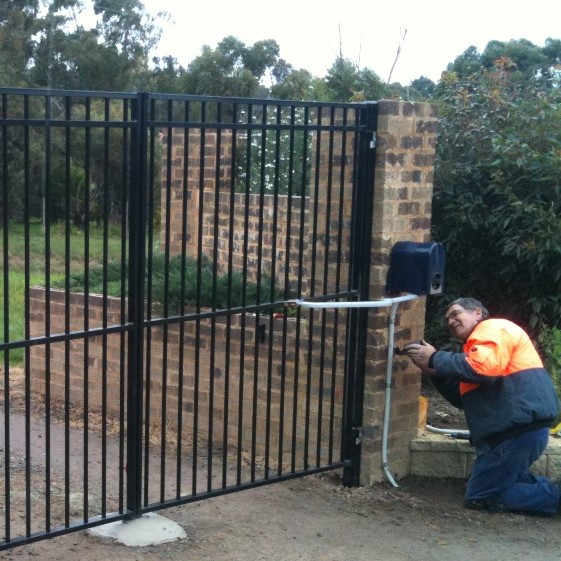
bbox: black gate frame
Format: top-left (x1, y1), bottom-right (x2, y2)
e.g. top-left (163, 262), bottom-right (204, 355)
top-left (0, 88), bottom-right (378, 550)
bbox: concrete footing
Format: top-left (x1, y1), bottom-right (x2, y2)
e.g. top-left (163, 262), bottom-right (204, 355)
top-left (89, 512), bottom-right (187, 547)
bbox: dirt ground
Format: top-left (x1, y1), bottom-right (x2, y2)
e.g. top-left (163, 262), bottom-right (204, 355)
top-left (1, 373), bottom-right (560, 561)
top-left (1, 471), bottom-right (559, 561)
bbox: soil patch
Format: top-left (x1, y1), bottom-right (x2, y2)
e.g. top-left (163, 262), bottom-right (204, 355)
top-left (2, 472), bottom-right (560, 561)
top-left (421, 374), bottom-right (468, 430)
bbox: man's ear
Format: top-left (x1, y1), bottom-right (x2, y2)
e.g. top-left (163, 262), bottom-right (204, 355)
top-left (474, 307), bottom-right (483, 320)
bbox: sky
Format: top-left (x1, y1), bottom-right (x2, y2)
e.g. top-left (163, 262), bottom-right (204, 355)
top-left (139, 0), bottom-right (561, 85)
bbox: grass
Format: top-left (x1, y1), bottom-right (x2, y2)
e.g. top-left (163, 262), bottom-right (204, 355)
top-left (0, 218), bottom-right (125, 365)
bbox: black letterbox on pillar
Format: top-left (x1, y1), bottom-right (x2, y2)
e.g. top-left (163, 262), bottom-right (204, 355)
top-left (386, 241), bottom-right (445, 295)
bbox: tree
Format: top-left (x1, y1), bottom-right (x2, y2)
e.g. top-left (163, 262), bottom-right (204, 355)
top-left (443, 40), bottom-right (561, 86)
top-left (27, 0), bottom-right (163, 90)
top-left (481, 39), bottom-right (550, 80)
top-left (430, 66), bottom-right (561, 335)
top-left (542, 38), bottom-right (561, 67)
top-left (146, 55), bottom-right (186, 94)
top-left (407, 76), bottom-right (436, 100)
top-left (0, 0), bottom-right (39, 85)
top-left (242, 39), bottom-right (279, 79)
top-left (324, 57), bottom-right (387, 102)
top-left (270, 68), bottom-right (314, 100)
top-left (32, 25), bottom-right (140, 90)
top-left (93, 0), bottom-right (161, 60)
top-left (444, 46), bottom-right (482, 79)
top-left (181, 44), bottom-right (260, 98)
top-left (181, 37), bottom-right (282, 98)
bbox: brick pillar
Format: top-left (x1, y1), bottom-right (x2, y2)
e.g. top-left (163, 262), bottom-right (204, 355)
top-left (359, 100), bottom-right (438, 485)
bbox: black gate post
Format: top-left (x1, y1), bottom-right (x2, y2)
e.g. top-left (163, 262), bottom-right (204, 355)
top-left (126, 92), bottom-right (149, 516)
top-left (342, 102), bottom-right (378, 487)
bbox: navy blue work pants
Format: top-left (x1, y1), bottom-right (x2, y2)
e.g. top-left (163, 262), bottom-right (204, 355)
top-left (465, 428), bottom-right (559, 515)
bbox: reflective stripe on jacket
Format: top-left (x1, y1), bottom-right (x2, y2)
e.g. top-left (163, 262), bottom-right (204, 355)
top-left (431, 318), bottom-right (559, 455)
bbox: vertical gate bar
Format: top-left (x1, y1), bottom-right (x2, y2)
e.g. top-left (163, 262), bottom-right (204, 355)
top-left (43, 92), bottom-right (53, 531)
top-left (329, 107), bottom-right (351, 464)
top-left (342, 102), bottom-right (378, 487)
top-left (302, 105), bottom-right (324, 470)
top-left (159, 98), bottom-right (174, 503)
top-left (1, 92), bottom-right (11, 542)
top-left (236, 103), bottom-right (252, 485)
top-left (126, 92), bottom-right (148, 517)
top-left (222, 102), bottom-right (237, 489)
top-left (340, 111), bottom-right (361, 475)
top-left (192, 101), bottom-right (207, 494)
top-left (275, 109), bottom-right (289, 476)
top-left (341, 111), bottom-right (364, 486)
top-left (290, 105), bottom-right (310, 473)
top-left (340, 115), bottom-right (360, 486)
top-left (270, 104), bottom-right (283, 474)
top-left (149, 98), bottom-right (160, 502)
top-left (22, 94), bottom-right (31, 534)
top-left (82, 97), bottom-right (92, 521)
top-left (277, 104), bottom-right (297, 476)
top-left (250, 102), bottom-right (267, 482)
top-left (264, 104), bottom-right (282, 478)
top-left (100, 97), bottom-right (111, 517)
top-left (208, 103), bottom-right (222, 492)
top-left (175, 99), bottom-right (191, 496)
top-left (142, 97), bottom-right (157, 506)
top-left (315, 106), bottom-right (337, 467)
top-left (118, 98), bottom-right (131, 514)
top-left (63, 96), bottom-right (72, 525)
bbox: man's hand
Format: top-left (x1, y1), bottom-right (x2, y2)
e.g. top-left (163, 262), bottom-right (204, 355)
top-left (404, 341), bottom-right (437, 373)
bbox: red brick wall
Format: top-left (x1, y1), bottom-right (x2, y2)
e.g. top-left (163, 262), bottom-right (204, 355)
top-left (29, 288), bottom-right (347, 468)
top-left (29, 289), bottom-right (128, 416)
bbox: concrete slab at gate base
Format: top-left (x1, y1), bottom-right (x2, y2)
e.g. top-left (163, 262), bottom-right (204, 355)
top-left (410, 432), bottom-right (561, 479)
top-left (89, 513), bottom-right (188, 547)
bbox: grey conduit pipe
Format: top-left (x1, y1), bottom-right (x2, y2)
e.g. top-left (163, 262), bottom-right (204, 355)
top-left (425, 425), bottom-right (470, 438)
top-left (293, 293), bottom-right (419, 488)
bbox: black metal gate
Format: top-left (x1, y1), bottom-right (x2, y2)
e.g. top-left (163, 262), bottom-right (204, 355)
top-left (0, 89), bottom-right (378, 549)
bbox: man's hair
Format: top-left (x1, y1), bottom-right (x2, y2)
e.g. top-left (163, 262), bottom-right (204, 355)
top-left (447, 297), bottom-right (490, 319)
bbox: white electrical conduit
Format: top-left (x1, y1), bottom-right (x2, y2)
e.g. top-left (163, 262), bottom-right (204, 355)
top-left (425, 425), bottom-right (470, 438)
top-left (291, 293), bottom-right (419, 488)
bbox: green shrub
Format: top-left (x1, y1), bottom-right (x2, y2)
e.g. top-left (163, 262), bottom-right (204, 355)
top-left (52, 252), bottom-right (287, 313)
top-left (432, 68), bottom-right (561, 335)
top-left (538, 326), bottom-right (561, 408)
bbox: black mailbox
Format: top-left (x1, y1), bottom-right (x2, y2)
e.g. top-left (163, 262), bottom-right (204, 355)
top-left (386, 241), bottom-right (445, 295)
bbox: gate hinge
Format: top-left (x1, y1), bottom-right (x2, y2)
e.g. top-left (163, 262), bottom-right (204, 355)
top-left (369, 132), bottom-right (377, 149)
top-left (353, 425), bottom-right (376, 444)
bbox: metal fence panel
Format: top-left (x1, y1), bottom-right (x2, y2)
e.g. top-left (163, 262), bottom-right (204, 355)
top-left (0, 89), bottom-right (377, 549)
top-left (0, 89), bottom-right (139, 548)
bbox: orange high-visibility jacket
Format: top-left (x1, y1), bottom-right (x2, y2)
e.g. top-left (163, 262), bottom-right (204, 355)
top-left (431, 318), bottom-right (559, 455)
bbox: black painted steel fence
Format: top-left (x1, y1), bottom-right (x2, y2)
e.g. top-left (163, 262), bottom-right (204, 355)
top-left (0, 88), bottom-right (378, 550)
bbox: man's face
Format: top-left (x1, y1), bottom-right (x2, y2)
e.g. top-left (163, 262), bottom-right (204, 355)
top-left (444, 304), bottom-right (482, 342)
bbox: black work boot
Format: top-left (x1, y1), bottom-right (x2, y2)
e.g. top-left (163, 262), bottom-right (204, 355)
top-left (464, 496), bottom-right (504, 513)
